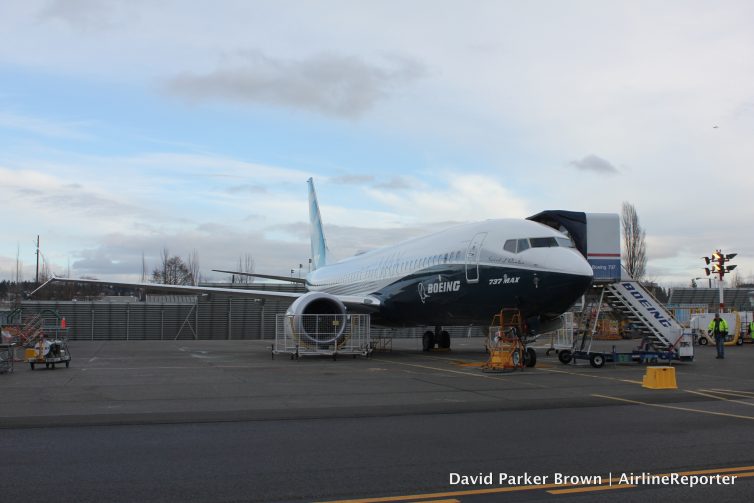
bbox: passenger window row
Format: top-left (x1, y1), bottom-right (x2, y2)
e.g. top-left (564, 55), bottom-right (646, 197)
top-left (315, 249), bottom-right (467, 286)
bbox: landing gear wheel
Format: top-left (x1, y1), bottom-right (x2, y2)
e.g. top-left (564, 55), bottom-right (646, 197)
top-left (589, 353), bottom-right (605, 368)
top-left (422, 331), bottom-right (435, 352)
top-left (699, 337), bottom-right (708, 346)
top-left (736, 337), bottom-right (744, 346)
top-left (558, 350), bottom-right (572, 365)
top-left (524, 348), bottom-right (537, 367)
top-left (439, 330), bottom-right (451, 349)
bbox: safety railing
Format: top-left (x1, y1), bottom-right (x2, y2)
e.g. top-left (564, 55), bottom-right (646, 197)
top-left (273, 314), bottom-right (372, 358)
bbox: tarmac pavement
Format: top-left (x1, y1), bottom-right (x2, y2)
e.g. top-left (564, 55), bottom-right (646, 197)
top-left (2, 337), bottom-right (754, 502)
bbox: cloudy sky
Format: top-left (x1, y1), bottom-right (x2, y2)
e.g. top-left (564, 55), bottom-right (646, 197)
top-left (2, 0), bottom-right (753, 286)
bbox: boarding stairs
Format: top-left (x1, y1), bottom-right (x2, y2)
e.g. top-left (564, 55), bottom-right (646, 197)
top-left (4, 309), bottom-right (66, 347)
top-left (571, 288), bottom-right (606, 353)
top-left (601, 279), bottom-right (685, 352)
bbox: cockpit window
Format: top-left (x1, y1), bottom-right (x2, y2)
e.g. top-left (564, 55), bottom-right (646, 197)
top-left (530, 237), bottom-right (558, 248)
top-left (505, 236), bottom-right (574, 253)
top-left (503, 240), bottom-right (517, 253)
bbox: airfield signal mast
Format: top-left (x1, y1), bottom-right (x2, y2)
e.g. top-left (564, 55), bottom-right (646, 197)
top-left (703, 250), bottom-right (737, 312)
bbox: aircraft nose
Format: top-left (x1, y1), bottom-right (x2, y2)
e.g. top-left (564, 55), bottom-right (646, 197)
top-left (562, 249), bottom-right (594, 278)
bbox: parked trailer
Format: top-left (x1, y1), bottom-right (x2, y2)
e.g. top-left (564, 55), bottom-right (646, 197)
top-left (557, 343), bottom-right (687, 368)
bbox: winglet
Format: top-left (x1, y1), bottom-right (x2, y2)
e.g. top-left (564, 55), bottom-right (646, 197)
top-left (307, 178), bottom-right (328, 270)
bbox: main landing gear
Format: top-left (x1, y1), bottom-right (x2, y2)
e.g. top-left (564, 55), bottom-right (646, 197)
top-left (423, 325), bottom-right (451, 351)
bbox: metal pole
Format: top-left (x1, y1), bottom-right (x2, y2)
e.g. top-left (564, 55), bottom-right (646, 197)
top-left (260, 300), bottom-right (266, 340)
top-left (228, 298), bottom-right (232, 340)
top-left (35, 235), bottom-right (40, 286)
top-left (719, 275), bottom-right (725, 312)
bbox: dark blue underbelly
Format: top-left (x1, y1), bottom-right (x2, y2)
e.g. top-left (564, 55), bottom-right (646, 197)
top-left (372, 264), bottom-right (592, 327)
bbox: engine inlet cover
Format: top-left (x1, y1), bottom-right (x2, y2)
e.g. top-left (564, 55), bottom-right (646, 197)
top-left (285, 292), bottom-right (348, 345)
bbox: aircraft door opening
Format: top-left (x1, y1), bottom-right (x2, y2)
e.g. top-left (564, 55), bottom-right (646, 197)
top-left (465, 232), bottom-right (487, 284)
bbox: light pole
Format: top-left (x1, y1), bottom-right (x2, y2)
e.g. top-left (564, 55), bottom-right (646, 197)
top-left (702, 250), bottom-right (737, 312)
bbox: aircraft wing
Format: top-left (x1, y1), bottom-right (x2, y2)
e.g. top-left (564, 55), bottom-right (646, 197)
top-left (211, 269), bottom-right (308, 284)
top-left (32, 277), bottom-right (381, 311)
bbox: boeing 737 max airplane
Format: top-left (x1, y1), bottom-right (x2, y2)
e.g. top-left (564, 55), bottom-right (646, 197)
top-left (40, 178), bottom-right (594, 350)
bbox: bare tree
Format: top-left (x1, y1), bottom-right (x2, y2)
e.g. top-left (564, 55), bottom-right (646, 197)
top-left (140, 251), bottom-right (147, 283)
top-left (621, 201), bottom-right (647, 281)
top-left (233, 253), bottom-right (255, 284)
top-left (186, 249), bottom-right (200, 286)
top-left (13, 243), bottom-right (23, 305)
top-left (38, 259), bottom-right (51, 283)
top-left (732, 271), bottom-right (744, 288)
top-left (152, 248), bottom-right (194, 285)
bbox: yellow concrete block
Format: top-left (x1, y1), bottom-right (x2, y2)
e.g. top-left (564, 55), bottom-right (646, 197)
top-left (642, 366), bottom-right (677, 389)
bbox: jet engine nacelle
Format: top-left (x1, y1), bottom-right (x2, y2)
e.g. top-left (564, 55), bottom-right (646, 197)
top-left (285, 291), bottom-right (348, 346)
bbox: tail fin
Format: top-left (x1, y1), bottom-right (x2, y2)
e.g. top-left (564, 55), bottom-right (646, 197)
top-left (307, 178), bottom-right (329, 270)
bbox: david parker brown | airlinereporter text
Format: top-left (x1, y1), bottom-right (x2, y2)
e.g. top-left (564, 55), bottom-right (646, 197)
top-left (449, 472), bottom-right (737, 488)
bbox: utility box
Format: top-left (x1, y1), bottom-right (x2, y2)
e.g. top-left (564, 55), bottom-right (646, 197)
top-left (527, 210), bottom-right (621, 282)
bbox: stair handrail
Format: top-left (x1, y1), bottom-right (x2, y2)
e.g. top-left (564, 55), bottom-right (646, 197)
top-left (605, 283), bottom-right (671, 349)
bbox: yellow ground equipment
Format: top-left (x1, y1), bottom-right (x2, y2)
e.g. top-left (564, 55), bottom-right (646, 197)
top-left (24, 338), bottom-right (72, 370)
top-left (642, 366), bottom-right (678, 390)
top-left (482, 309), bottom-right (536, 372)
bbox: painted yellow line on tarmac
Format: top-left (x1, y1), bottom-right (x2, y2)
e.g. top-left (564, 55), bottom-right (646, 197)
top-left (685, 389), bottom-right (754, 406)
top-left (548, 466), bottom-right (754, 495)
top-left (320, 465), bottom-right (754, 503)
top-left (316, 482), bottom-right (570, 503)
top-left (538, 367), bottom-right (643, 385)
top-left (548, 483), bottom-right (636, 494)
top-left (708, 388), bottom-right (754, 397)
top-left (593, 394), bottom-right (754, 421)
top-left (379, 359), bottom-right (512, 380)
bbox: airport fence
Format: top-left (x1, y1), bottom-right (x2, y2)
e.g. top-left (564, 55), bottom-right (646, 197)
top-left (12, 299), bottom-right (488, 341)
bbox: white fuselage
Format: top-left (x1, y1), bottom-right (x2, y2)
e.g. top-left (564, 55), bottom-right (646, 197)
top-left (305, 219), bottom-right (593, 326)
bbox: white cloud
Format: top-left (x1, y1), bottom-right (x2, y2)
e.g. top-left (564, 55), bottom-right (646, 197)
top-left (165, 51), bottom-right (425, 118)
top-left (1, 1), bottom-right (754, 286)
top-left (365, 173), bottom-right (530, 224)
top-left (570, 155), bottom-right (619, 175)
top-left (0, 111), bottom-right (92, 140)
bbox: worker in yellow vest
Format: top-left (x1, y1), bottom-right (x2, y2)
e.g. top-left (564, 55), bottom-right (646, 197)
top-left (749, 320), bottom-right (754, 342)
top-left (708, 314), bottom-right (729, 359)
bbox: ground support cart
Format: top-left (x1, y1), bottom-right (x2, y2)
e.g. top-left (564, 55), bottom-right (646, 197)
top-left (24, 339), bottom-right (72, 370)
top-left (0, 343), bottom-right (15, 374)
top-left (557, 344), bottom-right (682, 368)
top-left (482, 309), bottom-right (537, 372)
